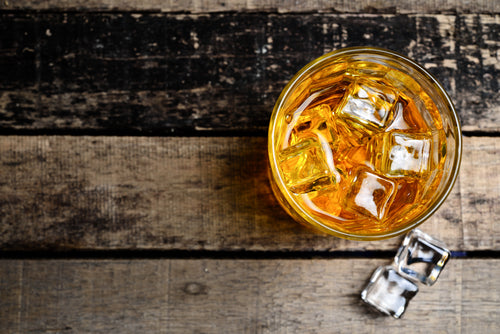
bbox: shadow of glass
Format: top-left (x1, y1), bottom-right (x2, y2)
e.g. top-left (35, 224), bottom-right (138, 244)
top-left (209, 137), bottom-right (359, 251)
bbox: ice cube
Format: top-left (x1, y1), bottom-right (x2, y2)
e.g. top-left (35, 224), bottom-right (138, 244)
top-left (394, 229), bottom-right (451, 286)
top-left (385, 97), bottom-right (430, 132)
top-left (384, 69), bottom-right (422, 97)
top-left (283, 75), bottom-right (348, 132)
top-left (415, 92), bottom-right (442, 133)
top-left (345, 169), bottom-right (396, 220)
top-left (300, 172), bottom-right (355, 221)
top-left (361, 266), bottom-right (419, 318)
top-left (385, 179), bottom-right (421, 222)
top-left (278, 137), bottom-right (335, 194)
top-left (371, 131), bottom-right (432, 177)
top-left (300, 182), bottom-right (375, 233)
top-left (311, 61), bottom-right (347, 82)
top-left (346, 61), bottom-right (388, 79)
top-left (338, 78), bottom-right (398, 131)
top-left (288, 104), bottom-right (336, 147)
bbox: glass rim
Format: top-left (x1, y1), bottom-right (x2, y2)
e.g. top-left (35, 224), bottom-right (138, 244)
top-left (268, 46), bottom-right (463, 240)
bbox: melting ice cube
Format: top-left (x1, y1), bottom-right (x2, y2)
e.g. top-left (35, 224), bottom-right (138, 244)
top-left (361, 266), bottom-right (419, 318)
top-left (386, 179), bottom-right (421, 218)
top-left (372, 131), bottom-right (432, 177)
top-left (288, 104), bottom-right (336, 147)
top-left (385, 97), bottom-right (430, 132)
top-left (394, 229), bottom-right (451, 286)
top-left (338, 78), bottom-right (398, 131)
top-left (346, 61), bottom-right (388, 79)
top-left (345, 169), bottom-right (396, 220)
top-left (278, 137), bottom-right (335, 194)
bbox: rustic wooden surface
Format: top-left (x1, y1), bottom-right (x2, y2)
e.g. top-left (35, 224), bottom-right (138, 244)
top-left (1, 259), bottom-right (499, 333)
top-left (0, 13), bottom-right (499, 134)
top-left (0, 136), bottom-right (498, 252)
top-left (1, 0), bottom-right (499, 13)
top-left (1, 0), bottom-right (499, 333)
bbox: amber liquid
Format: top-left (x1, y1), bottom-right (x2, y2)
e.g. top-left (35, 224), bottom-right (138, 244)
top-left (275, 61), bottom-right (446, 234)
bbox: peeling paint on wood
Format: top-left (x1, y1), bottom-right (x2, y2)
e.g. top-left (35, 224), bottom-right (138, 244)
top-left (0, 13), bottom-right (499, 134)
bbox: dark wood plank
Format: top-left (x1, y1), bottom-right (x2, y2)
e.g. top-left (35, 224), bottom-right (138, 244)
top-left (1, 259), bottom-right (499, 333)
top-left (0, 13), bottom-right (498, 134)
top-left (1, 0), bottom-right (498, 14)
top-left (0, 135), bottom-right (496, 251)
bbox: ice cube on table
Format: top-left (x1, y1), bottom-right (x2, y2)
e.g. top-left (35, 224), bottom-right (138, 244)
top-left (373, 131), bottom-right (432, 177)
top-left (337, 78), bottom-right (398, 131)
top-left (345, 169), bottom-right (396, 220)
top-left (361, 266), bottom-right (419, 318)
top-left (278, 137), bottom-right (334, 194)
top-left (394, 229), bottom-right (451, 286)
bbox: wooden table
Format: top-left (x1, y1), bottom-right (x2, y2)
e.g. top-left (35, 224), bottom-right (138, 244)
top-left (1, 1), bottom-right (499, 332)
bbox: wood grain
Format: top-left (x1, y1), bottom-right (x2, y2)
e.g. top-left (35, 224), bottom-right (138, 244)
top-left (1, 0), bottom-right (498, 13)
top-left (0, 135), bottom-right (496, 252)
top-left (0, 258), bottom-right (498, 333)
top-left (460, 138), bottom-right (500, 249)
top-left (0, 13), bottom-right (498, 134)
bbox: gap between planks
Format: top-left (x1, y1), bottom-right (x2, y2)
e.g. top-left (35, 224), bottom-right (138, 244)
top-left (0, 0), bottom-right (498, 14)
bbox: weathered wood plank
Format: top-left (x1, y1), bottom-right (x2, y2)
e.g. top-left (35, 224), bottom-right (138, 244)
top-left (0, 261), bottom-right (22, 332)
top-left (460, 138), bottom-right (500, 249)
top-left (1, 0), bottom-right (498, 14)
top-left (0, 259), bottom-right (498, 333)
top-left (0, 13), bottom-right (498, 134)
top-left (0, 136), bottom-right (496, 251)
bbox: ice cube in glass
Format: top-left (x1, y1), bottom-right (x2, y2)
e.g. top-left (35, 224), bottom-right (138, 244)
top-left (361, 266), bottom-right (419, 318)
top-left (278, 137), bottom-right (334, 194)
top-left (345, 169), bottom-right (396, 220)
top-left (385, 97), bottom-right (430, 132)
top-left (338, 78), bottom-right (398, 131)
top-left (394, 229), bottom-right (451, 285)
top-left (288, 104), bottom-right (336, 147)
top-left (372, 131), bottom-right (432, 177)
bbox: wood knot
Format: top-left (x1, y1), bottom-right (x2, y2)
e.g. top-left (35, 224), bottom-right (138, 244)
top-left (183, 282), bottom-right (207, 295)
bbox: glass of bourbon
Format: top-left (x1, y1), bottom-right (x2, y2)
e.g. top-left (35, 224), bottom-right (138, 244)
top-left (268, 47), bottom-right (462, 240)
